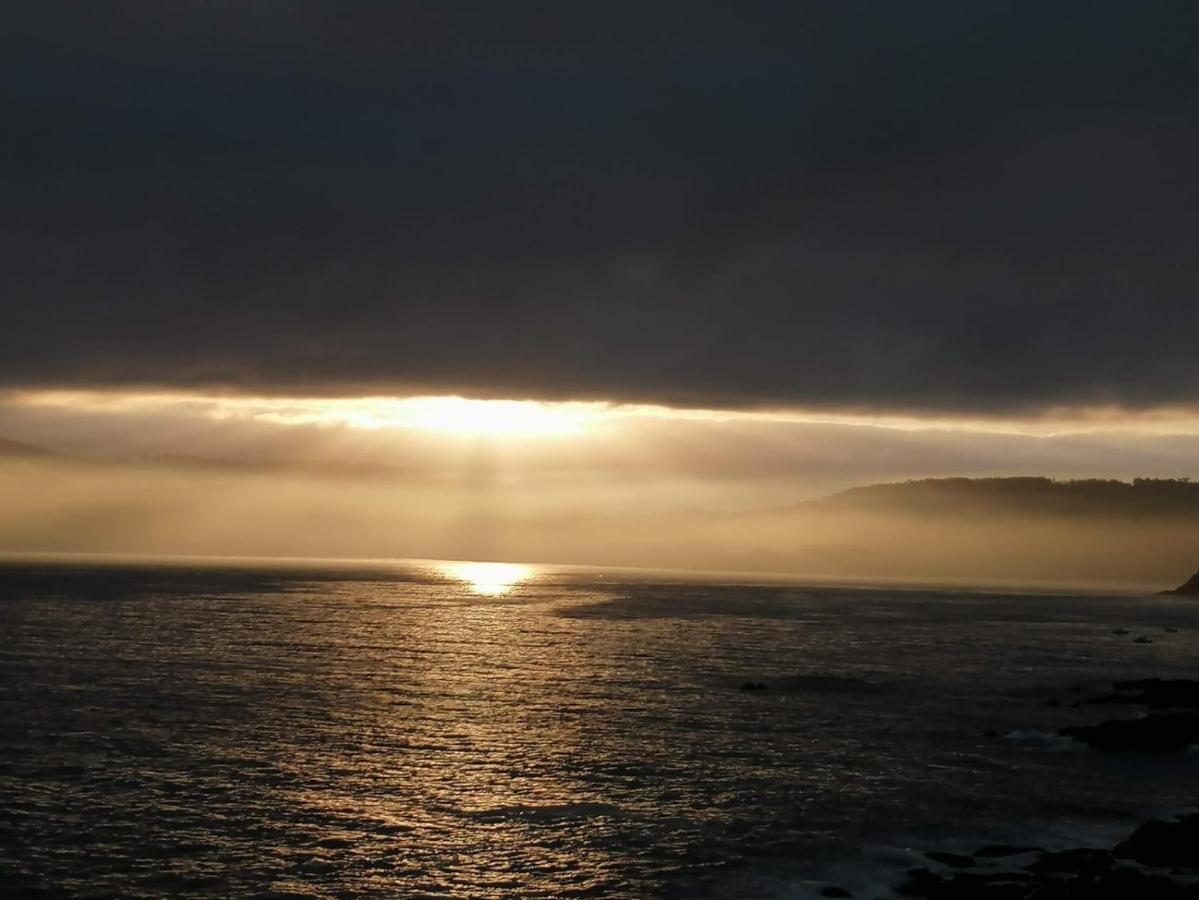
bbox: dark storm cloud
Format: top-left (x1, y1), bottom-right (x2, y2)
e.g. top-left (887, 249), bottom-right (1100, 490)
top-left (3, 1), bottom-right (1197, 411)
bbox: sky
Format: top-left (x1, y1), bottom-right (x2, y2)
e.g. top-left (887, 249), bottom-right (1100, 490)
top-left (2, 3), bottom-right (1198, 571)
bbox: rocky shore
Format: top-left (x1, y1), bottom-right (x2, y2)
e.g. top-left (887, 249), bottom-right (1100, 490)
top-left (884, 813), bottom-right (1199, 898)
top-left (814, 678), bottom-right (1199, 898)
top-left (812, 813), bottom-right (1199, 899)
top-left (1060, 677), bottom-right (1199, 752)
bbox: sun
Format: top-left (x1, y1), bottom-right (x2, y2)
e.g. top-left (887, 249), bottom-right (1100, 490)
top-left (439, 561), bottom-right (534, 595)
top-left (382, 397), bottom-right (595, 436)
top-left (281, 395), bottom-right (609, 436)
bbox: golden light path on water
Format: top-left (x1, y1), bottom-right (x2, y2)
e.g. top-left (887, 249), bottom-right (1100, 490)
top-left (439, 561), bottom-right (534, 595)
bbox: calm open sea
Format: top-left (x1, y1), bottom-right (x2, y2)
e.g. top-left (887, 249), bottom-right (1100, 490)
top-left (1, 558), bottom-right (1197, 898)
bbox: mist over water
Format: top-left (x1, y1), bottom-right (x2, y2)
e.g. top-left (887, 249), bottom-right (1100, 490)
top-left (2, 559), bottom-right (1198, 897)
top-left (3, 455), bottom-right (1199, 587)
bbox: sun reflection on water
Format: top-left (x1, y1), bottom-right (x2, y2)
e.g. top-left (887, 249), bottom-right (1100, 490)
top-left (439, 561), bottom-right (533, 596)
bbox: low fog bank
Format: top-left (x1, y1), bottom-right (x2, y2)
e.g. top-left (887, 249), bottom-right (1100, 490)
top-left (719, 514), bottom-right (1199, 590)
top-left (2, 454), bottom-right (1196, 590)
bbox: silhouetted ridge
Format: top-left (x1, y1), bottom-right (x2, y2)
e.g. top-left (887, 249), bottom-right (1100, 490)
top-left (806, 477), bottom-right (1199, 518)
top-left (1166, 570), bottom-right (1199, 596)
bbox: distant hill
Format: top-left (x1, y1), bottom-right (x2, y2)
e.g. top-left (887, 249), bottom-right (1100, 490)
top-left (710, 477), bottom-right (1199, 585)
top-left (803, 477), bottom-right (1199, 519)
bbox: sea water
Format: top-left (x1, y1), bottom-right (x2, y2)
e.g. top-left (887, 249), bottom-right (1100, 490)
top-left (1, 558), bottom-right (1197, 898)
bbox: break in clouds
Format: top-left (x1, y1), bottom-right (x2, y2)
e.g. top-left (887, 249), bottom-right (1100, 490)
top-left (5, 400), bottom-right (1199, 583)
top-left (3, 1), bottom-right (1198, 413)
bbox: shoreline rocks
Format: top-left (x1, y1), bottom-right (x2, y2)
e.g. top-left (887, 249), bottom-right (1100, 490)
top-left (889, 812), bottom-right (1199, 898)
top-left (1114, 813), bottom-right (1199, 867)
top-left (1061, 712), bottom-right (1199, 752)
top-left (1087, 678), bottom-right (1199, 711)
top-left (1050, 678), bottom-right (1199, 752)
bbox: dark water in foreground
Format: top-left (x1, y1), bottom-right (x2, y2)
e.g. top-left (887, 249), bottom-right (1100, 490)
top-left (2, 559), bottom-right (1198, 898)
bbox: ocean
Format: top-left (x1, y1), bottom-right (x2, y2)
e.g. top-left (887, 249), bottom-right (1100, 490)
top-left (1, 558), bottom-right (1197, 898)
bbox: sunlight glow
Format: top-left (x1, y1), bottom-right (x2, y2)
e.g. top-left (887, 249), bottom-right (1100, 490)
top-left (334, 397), bottom-right (601, 435)
top-left (3, 391), bottom-right (614, 437)
top-left (439, 561), bottom-right (533, 595)
top-left (13, 388), bottom-right (1199, 439)
top-left (250, 395), bottom-right (610, 436)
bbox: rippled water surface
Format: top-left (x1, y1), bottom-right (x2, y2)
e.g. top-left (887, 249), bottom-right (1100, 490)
top-left (2, 559), bottom-right (1198, 897)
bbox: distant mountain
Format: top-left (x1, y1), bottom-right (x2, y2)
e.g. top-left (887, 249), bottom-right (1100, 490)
top-left (802, 477), bottom-right (1199, 518)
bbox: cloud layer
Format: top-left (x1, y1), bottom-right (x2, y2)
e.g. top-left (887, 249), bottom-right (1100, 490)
top-left (3, 2), bottom-right (1198, 411)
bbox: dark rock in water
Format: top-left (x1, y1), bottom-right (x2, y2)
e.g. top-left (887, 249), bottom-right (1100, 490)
top-left (1025, 847), bottom-right (1113, 875)
top-left (1113, 813), bottom-right (1199, 867)
top-left (1090, 867), bottom-right (1188, 898)
top-left (896, 868), bottom-right (943, 896)
top-left (1164, 570), bottom-right (1199, 596)
top-left (738, 681), bottom-right (768, 691)
top-left (1113, 627), bottom-right (1130, 635)
top-left (974, 844), bottom-right (1041, 858)
top-left (1165, 626), bottom-right (1179, 633)
top-left (820, 887), bottom-right (853, 898)
top-left (1133, 635), bottom-right (1154, 644)
top-left (925, 851), bottom-right (975, 868)
top-left (897, 863), bottom-right (1185, 899)
top-left (898, 815), bottom-right (1199, 899)
top-left (1060, 712), bottom-right (1199, 751)
top-left (897, 868), bottom-right (1039, 898)
top-left (1091, 678), bottom-right (1199, 711)
top-left (899, 813), bottom-right (1199, 899)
